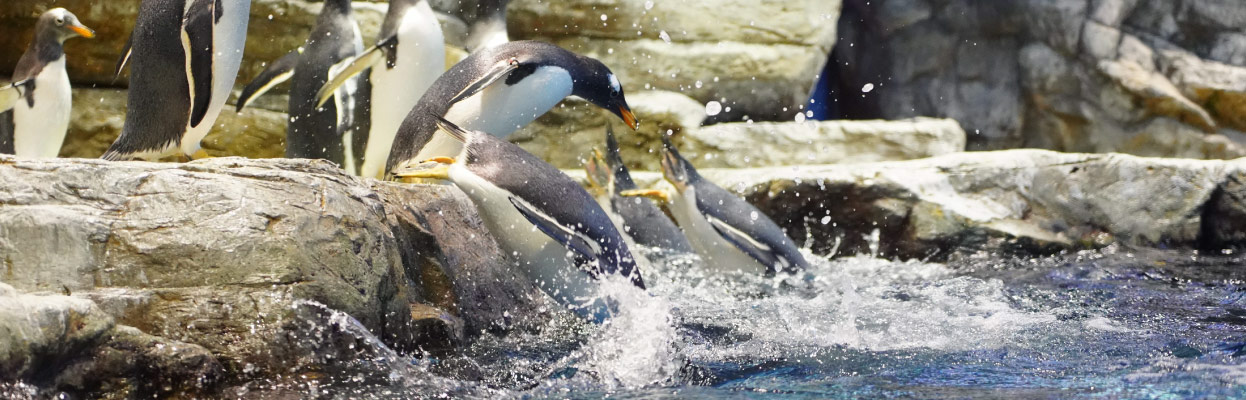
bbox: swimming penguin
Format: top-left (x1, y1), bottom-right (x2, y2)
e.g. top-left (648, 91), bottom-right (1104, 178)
top-left (584, 124), bottom-right (693, 254)
top-left (385, 40), bottom-right (639, 176)
top-left (103, 0), bottom-right (251, 161)
top-left (394, 116), bottom-right (644, 321)
top-left (0, 8), bottom-right (94, 158)
top-left (236, 0), bottom-right (367, 172)
top-left (313, 0), bottom-right (445, 179)
top-left (623, 137), bottom-right (811, 276)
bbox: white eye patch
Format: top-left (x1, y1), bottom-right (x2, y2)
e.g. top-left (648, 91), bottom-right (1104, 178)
top-left (608, 74), bottom-right (621, 92)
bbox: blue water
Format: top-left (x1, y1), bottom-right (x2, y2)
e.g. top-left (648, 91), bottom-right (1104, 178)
top-left (288, 246), bottom-right (1246, 399)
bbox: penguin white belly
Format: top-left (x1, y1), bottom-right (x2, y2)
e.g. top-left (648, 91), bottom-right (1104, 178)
top-left (362, 2), bottom-right (445, 179)
top-left (180, 0), bottom-right (251, 156)
top-left (448, 164), bottom-right (607, 313)
top-left (13, 58), bottom-right (71, 158)
top-left (334, 23), bottom-right (366, 174)
top-left (668, 188), bottom-right (769, 275)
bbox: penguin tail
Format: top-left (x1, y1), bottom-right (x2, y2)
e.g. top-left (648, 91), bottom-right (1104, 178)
top-left (100, 149), bottom-right (127, 161)
top-left (431, 114), bottom-right (471, 143)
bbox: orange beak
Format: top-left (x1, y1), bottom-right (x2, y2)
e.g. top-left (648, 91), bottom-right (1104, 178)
top-left (618, 106), bottom-right (638, 130)
top-left (70, 24), bottom-right (95, 39)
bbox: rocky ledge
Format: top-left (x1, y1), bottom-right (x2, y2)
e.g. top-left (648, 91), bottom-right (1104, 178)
top-left (3, 151), bottom-right (1246, 395)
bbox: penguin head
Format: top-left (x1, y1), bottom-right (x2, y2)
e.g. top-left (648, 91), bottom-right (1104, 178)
top-left (39, 8), bottom-right (95, 43)
top-left (571, 57), bottom-right (638, 131)
top-left (659, 135), bottom-right (696, 192)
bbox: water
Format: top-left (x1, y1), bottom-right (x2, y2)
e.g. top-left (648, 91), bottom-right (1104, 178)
top-left (278, 246), bottom-right (1246, 398)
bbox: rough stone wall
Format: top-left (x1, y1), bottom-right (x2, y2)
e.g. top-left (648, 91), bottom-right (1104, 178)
top-left (834, 0), bottom-right (1246, 158)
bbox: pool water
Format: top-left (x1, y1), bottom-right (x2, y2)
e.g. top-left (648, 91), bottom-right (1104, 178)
top-left (270, 245), bottom-right (1246, 399)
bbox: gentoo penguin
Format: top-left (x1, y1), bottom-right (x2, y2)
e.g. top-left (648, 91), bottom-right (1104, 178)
top-left (0, 8), bottom-right (94, 157)
top-left (395, 116), bottom-right (644, 321)
top-left (103, 0), bottom-right (251, 161)
top-left (623, 137), bottom-right (811, 276)
top-left (584, 124), bottom-right (693, 253)
top-left (314, 0), bottom-right (445, 179)
top-left (386, 40), bottom-right (639, 176)
top-left (236, 0), bottom-right (368, 172)
top-left (439, 0), bottom-right (510, 51)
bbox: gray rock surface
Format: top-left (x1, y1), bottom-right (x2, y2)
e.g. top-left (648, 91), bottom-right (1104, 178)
top-left (834, 0), bottom-right (1246, 158)
top-left (599, 149), bottom-right (1246, 261)
top-left (516, 91), bottom-right (966, 170)
top-left (0, 156), bottom-right (551, 395)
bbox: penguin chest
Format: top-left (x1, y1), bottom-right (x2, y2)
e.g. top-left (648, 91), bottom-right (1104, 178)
top-left (448, 165), bottom-right (604, 307)
top-left (13, 58), bottom-right (71, 158)
top-left (668, 189), bottom-right (769, 275)
top-left (444, 66), bottom-right (573, 138)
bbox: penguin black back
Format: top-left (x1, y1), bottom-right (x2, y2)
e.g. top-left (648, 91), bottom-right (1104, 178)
top-left (286, 0), bottom-right (368, 164)
top-left (106, 0), bottom-right (192, 159)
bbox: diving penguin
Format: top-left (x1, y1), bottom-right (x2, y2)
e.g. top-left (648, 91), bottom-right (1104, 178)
top-left (623, 137), bottom-right (812, 276)
top-left (0, 8), bottom-right (95, 158)
top-left (103, 0), bottom-right (252, 161)
top-left (395, 116), bottom-right (645, 321)
top-left (236, 0), bottom-right (368, 172)
top-left (584, 124), bottom-right (693, 254)
top-left (385, 40), bottom-right (639, 176)
top-left (313, 0), bottom-right (445, 179)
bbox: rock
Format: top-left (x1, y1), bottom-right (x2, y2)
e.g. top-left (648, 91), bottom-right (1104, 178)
top-left (0, 282), bottom-right (115, 380)
top-left (509, 0), bottom-right (841, 123)
top-left (0, 156), bottom-right (553, 394)
top-left (832, 0), bottom-right (1246, 157)
top-left (602, 149), bottom-right (1246, 261)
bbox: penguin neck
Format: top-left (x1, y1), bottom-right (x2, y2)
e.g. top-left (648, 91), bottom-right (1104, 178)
top-left (322, 0), bottom-right (354, 15)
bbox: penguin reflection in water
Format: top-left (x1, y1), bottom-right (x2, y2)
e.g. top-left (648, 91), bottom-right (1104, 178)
top-left (103, 0), bottom-right (252, 161)
top-left (394, 116), bottom-right (645, 321)
top-left (237, 0), bottom-right (368, 173)
top-left (0, 8), bottom-right (95, 157)
top-left (624, 137), bottom-right (811, 276)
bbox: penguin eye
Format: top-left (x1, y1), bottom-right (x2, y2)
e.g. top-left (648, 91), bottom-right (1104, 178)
top-left (55, 18), bottom-right (64, 25)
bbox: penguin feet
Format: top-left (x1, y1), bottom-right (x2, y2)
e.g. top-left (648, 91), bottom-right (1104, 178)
top-left (619, 189), bottom-right (670, 203)
top-left (190, 149), bottom-right (213, 160)
top-left (393, 157), bottom-right (456, 183)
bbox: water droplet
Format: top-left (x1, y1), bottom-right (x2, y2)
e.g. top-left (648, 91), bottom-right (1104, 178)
top-left (862, 83), bottom-right (875, 93)
top-left (600, 13), bottom-right (608, 21)
top-left (821, 216), bottom-right (832, 225)
top-left (750, 211), bottom-right (759, 221)
top-left (795, 113), bottom-right (806, 122)
top-left (705, 101), bottom-right (722, 116)
top-left (695, 80), bottom-right (703, 88)
top-left (644, 1), bottom-right (654, 10)
top-left (659, 30), bottom-right (671, 43)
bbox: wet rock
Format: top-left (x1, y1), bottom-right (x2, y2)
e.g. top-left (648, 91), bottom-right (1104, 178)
top-left (834, 0), bottom-right (1246, 157)
top-left (0, 156), bottom-right (552, 393)
top-left (605, 149), bottom-right (1246, 260)
top-left (509, 0), bottom-right (840, 123)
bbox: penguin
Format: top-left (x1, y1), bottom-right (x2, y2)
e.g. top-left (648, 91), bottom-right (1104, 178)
top-left (313, 0), bottom-right (445, 179)
top-left (622, 137), bottom-right (812, 276)
top-left (0, 8), bottom-right (95, 158)
top-left (584, 124), bottom-right (693, 254)
top-left (236, 0), bottom-right (367, 172)
top-left (394, 116), bottom-right (644, 321)
top-left (385, 40), bottom-right (639, 176)
top-left (103, 0), bottom-right (252, 161)
top-left (439, 0), bottom-right (511, 51)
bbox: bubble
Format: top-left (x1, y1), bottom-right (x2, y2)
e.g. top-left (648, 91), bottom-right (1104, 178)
top-left (862, 83), bottom-right (875, 93)
top-left (705, 101), bottom-right (722, 116)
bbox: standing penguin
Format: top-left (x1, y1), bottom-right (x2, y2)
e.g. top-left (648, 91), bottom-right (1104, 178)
top-left (0, 8), bottom-right (94, 158)
top-left (623, 137), bottom-right (811, 276)
top-left (437, 0), bottom-right (510, 51)
top-left (314, 0), bottom-right (445, 179)
top-left (236, 0), bottom-right (367, 172)
top-left (395, 116), bottom-right (644, 322)
top-left (103, 0), bottom-right (252, 161)
top-left (584, 124), bottom-right (692, 254)
top-left (385, 40), bottom-right (639, 176)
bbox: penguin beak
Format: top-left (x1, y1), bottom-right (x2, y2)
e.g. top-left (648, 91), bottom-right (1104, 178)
top-left (69, 23), bottom-right (95, 39)
top-left (392, 157), bottom-right (456, 183)
top-left (618, 106), bottom-right (638, 130)
top-left (619, 189), bottom-right (669, 204)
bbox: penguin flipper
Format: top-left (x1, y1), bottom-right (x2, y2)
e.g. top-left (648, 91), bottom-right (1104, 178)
top-left (235, 49), bottom-right (301, 112)
top-left (446, 57), bottom-right (520, 105)
top-left (703, 213), bottom-right (787, 274)
top-left (0, 79), bottom-right (29, 113)
top-left (113, 33), bottom-right (134, 82)
top-left (315, 40), bottom-right (389, 108)
top-left (509, 196), bottom-right (602, 263)
top-left (184, 0), bottom-right (217, 128)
